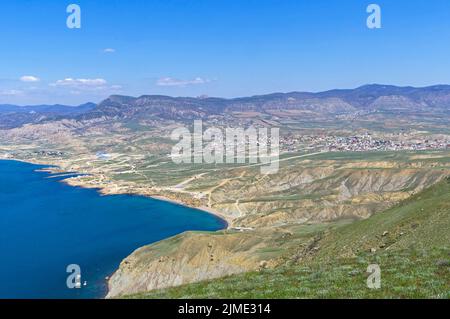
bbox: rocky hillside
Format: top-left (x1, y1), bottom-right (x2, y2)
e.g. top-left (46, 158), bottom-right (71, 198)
top-left (106, 222), bottom-right (336, 298)
top-left (154, 153), bottom-right (450, 228)
top-left (119, 177), bottom-right (450, 299)
top-left (106, 155), bottom-right (450, 298)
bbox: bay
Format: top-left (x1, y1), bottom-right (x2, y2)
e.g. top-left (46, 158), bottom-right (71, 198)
top-left (0, 160), bottom-right (226, 298)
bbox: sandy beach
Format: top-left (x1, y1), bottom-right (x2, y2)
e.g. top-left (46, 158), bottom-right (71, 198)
top-left (149, 195), bottom-right (232, 228)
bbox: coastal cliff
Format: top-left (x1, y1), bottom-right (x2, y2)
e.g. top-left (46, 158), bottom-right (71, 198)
top-left (106, 165), bottom-right (449, 298)
top-left (106, 230), bottom-right (272, 298)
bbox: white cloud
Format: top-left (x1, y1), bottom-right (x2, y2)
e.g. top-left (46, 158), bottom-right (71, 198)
top-left (20, 75), bottom-right (40, 82)
top-left (103, 48), bottom-right (116, 53)
top-left (50, 78), bottom-right (108, 90)
top-left (49, 78), bottom-right (122, 95)
top-left (156, 77), bottom-right (211, 87)
top-left (0, 89), bottom-right (23, 96)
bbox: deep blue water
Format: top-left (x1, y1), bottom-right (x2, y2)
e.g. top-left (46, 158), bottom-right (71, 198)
top-left (0, 160), bottom-right (226, 299)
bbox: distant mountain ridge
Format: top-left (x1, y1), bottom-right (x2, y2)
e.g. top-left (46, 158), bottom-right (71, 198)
top-left (2, 84), bottom-right (450, 128)
top-left (0, 103), bottom-right (96, 129)
top-left (0, 103), bottom-right (96, 114)
top-left (83, 84), bottom-right (450, 121)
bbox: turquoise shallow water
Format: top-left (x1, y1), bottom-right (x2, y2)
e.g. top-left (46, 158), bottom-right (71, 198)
top-left (0, 160), bottom-right (226, 299)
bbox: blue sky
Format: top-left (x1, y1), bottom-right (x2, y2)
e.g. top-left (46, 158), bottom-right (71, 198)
top-left (1, 0), bottom-right (450, 105)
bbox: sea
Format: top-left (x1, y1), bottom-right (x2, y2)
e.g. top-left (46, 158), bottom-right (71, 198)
top-left (0, 160), bottom-right (226, 298)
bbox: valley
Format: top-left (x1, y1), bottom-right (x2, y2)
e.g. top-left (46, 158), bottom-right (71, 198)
top-left (0, 84), bottom-right (449, 298)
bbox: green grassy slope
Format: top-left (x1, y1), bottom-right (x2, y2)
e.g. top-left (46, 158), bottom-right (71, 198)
top-left (128, 177), bottom-right (450, 299)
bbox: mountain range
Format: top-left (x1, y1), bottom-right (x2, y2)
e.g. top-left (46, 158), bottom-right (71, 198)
top-left (2, 84), bottom-right (450, 128)
top-left (87, 84), bottom-right (450, 121)
top-left (0, 103), bottom-right (96, 129)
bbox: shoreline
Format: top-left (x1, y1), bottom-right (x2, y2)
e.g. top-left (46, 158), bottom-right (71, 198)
top-left (62, 176), bottom-right (232, 229)
top-left (1, 158), bottom-right (231, 227)
top-left (1, 157), bottom-right (231, 299)
top-left (149, 195), bottom-right (231, 229)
